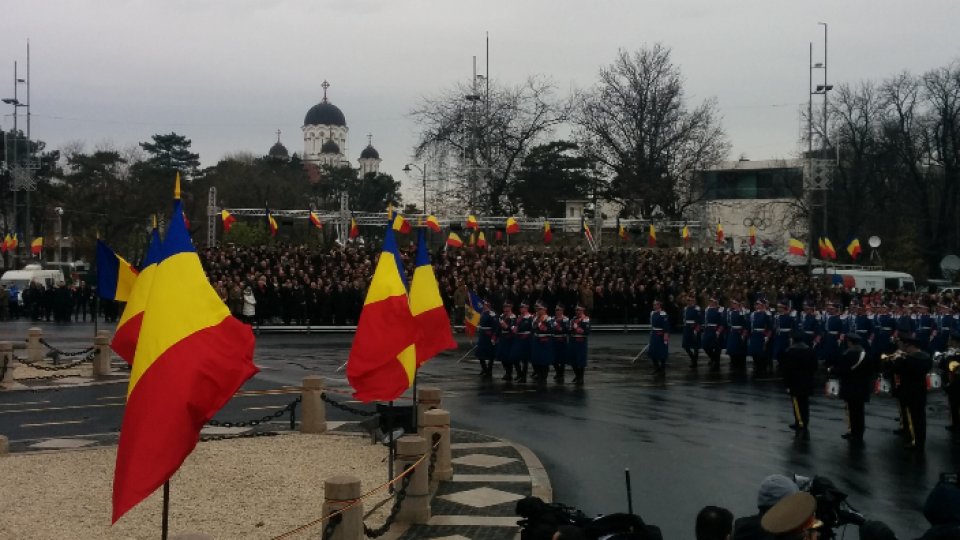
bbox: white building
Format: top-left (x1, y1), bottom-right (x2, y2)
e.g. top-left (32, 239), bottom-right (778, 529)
top-left (301, 81), bottom-right (381, 177)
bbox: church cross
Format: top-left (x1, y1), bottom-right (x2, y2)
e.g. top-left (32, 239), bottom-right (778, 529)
top-left (321, 80), bottom-right (330, 102)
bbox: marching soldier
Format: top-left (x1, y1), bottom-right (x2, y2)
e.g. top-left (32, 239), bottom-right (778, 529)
top-left (496, 301), bottom-right (517, 382)
top-left (568, 304), bottom-right (590, 385)
top-left (530, 301), bottom-right (553, 384)
top-left (799, 301), bottom-right (820, 349)
top-left (702, 297), bottom-right (725, 370)
top-left (681, 295), bottom-right (702, 369)
top-left (749, 299), bottom-right (772, 376)
top-left (941, 331), bottom-right (960, 432)
top-left (725, 298), bottom-right (749, 371)
top-left (551, 304), bottom-right (570, 383)
top-left (771, 300), bottom-right (795, 370)
top-left (511, 301), bottom-right (534, 383)
top-left (829, 333), bottom-right (872, 444)
top-left (649, 299), bottom-right (670, 377)
top-left (782, 329), bottom-right (818, 438)
top-left (475, 298), bottom-right (498, 378)
top-left (892, 335), bottom-right (933, 451)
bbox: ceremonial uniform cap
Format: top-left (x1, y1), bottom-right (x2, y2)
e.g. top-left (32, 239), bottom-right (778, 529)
top-left (520, 301), bottom-right (530, 308)
top-left (535, 301), bottom-right (546, 310)
top-left (555, 303), bottom-right (565, 310)
top-left (575, 304), bottom-right (585, 310)
top-left (503, 300), bottom-right (513, 307)
top-left (760, 492), bottom-right (821, 537)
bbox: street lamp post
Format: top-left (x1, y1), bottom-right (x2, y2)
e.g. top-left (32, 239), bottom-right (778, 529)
top-left (807, 25), bottom-right (832, 266)
top-left (402, 163), bottom-right (428, 215)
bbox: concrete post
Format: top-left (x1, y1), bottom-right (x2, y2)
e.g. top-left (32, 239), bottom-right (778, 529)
top-left (0, 435), bottom-right (8, 456)
top-left (300, 376), bottom-right (327, 434)
top-left (420, 409), bottom-right (452, 483)
top-left (93, 331), bottom-right (112, 378)
top-left (0, 342), bottom-right (16, 387)
top-left (416, 386), bottom-right (442, 429)
top-left (26, 327), bottom-right (43, 364)
top-left (395, 435), bottom-right (430, 523)
top-left (322, 475), bottom-right (363, 540)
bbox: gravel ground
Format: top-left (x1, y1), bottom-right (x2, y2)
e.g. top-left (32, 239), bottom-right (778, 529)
top-left (0, 433), bottom-right (394, 539)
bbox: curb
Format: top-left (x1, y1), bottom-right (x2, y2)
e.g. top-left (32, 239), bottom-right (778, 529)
top-left (496, 436), bottom-right (553, 503)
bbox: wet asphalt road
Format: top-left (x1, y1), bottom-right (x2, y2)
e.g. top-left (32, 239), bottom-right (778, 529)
top-left (2, 321), bottom-right (958, 538)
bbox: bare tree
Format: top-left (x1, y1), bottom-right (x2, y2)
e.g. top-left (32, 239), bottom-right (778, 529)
top-left (410, 75), bottom-right (568, 214)
top-left (574, 44), bottom-right (730, 218)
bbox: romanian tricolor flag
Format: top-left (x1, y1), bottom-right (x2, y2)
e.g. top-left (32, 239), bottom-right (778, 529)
top-left (349, 218), bottom-right (360, 239)
top-left (309, 210), bottom-right (322, 230)
top-left (818, 238), bottom-right (828, 259)
top-left (346, 217), bottom-right (422, 402)
top-left (477, 231), bottom-right (488, 248)
top-left (0, 234), bottom-right (8, 253)
top-left (112, 223), bottom-right (162, 364)
top-left (446, 232), bottom-right (463, 248)
top-left (506, 217), bottom-right (520, 235)
top-left (464, 290), bottom-right (483, 337)
top-left (716, 222), bottom-right (724, 245)
top-left (846, 237), bottom-right (862, 260)
top-left (221, 210), bottom-right (236, 233)
top-left (749, 225), bottom-right (757, 246)
top-left (618, 218), bottom-right (629, 240)
top-left (823, 237), bottom-right (837, 260)
top-left (31, 237), bottom-right (43, 255)
top-left (682, 225), bottom-right (690, 244)
top-left (96, 240), bottom-right (138, 302)
top-left (543, 221), bottom-right (553, 244)
top-left (410, 229), bottom-right (456, 365)
top-left (582, 218), bottom-right (595, 245)
top-left (10, 233), bottom-right (19, 250)
top-left (465, 215), bottom-right (479, 230)
top-left (648, 224), bottom-right (657, 247)
top-left (389, 207), bottom-right (411, 234)
top-left (788, 238), bottom-right (806, 256)
top-left (425, 215), bottom-right (441, 232)
top-left (112, 180), bottom-right (256, 523)
top-left (266, 208), bottom-right (278, 237)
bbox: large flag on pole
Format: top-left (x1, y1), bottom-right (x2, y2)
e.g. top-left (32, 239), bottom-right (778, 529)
top-left (846, 237), bottom-right (862, 260)
top-left (112, 176), bottom-right (257, 523)
top-left (220, 210), bottom-right (236, 233)
top-left (112, 221), bottom-right (163, 364)
top-left (409, 229), bottom-right (456, 366)
top-left (96, 240), bottom-right (138, 302)
top-left (464, 291), bottom-right (483, 337)
top-left (346, 217), bottom-right (422, 402)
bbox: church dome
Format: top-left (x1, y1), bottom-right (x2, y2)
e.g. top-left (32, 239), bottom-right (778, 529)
top-left (304, 101), bottom-right (346, 127)
top-left (360, 144), bottom-right (380, 159)
top-left (321, 139), bottom-right (341, 155)
top-left (268, 141), bottom-right (289, 158)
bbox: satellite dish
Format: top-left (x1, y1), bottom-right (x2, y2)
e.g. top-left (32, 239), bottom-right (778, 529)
top-left (868, 236), bottom-right (881, 248)
top-left (941, 254), bottom-right (960, 280)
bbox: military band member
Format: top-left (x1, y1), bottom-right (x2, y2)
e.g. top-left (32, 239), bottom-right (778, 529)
top-left (782, 329), bottom-right (817, 438)
top-left (771, 300), bottom-right (795, 368)
top-left (531, 301), bottom-right (553, 384)
top-left (475, 298), bottom-right (498, 378)
top-left (551, 304), bottom-right (570, 382)
top-left (892, 335), bottom-right (933, 451)
top-left (829, 333), bottom-right (872, 444)
top-left (496, 301), bottom-right (517, 381)
top-left (568, 304), bottom-right (590, 385)
top-left (941, 331), bottom-right (960, 432)
top-left (749, 299), bottom-right (772, 376)
top-left (702, 297), bottom-right (725, 370)
top-left (725, 298), bottom-right (749, 371)
top-left (682, 295), bottom-right (702, 369)
top-left (511, 301), bottom-right (534, 383)
top-left (649, 299), bottom-right (670, 376)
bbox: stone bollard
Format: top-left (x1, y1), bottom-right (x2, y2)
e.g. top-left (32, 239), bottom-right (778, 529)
top-left (300, 376), bottom-right (327, 434)
top-left (416, 386), bottom-right (442, 429)
top-left (420, 409), bottom-right (452, 483)
top-left (93, 331), bottom-right (112, 378)
top-left (0, 435), bottom-right (8, 456)
top-left (0, 342), bottom-right (16, 387)
top-left (26, 327), bottom-right (43, 364)
top-left (395, 435), bottom-right (431, 523)
top-left (322, 475), bottom-right (364, 540)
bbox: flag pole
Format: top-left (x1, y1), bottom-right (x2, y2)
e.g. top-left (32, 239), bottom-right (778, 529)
top-left (411, 374), bottom-right (418, 432)
top-left (161, 480), bottom-right (170, 539)
top-left (387, 401), bottom-right (395, 493)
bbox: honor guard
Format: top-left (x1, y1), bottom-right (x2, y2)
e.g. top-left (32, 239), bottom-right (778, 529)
top-left (782, 329), bottom-right (818, 438)
top-left (725, 299), bottom-right (749, 371)
top-left (799, 301), bottom-right (821, 348)
top-left (749, 299), bottom-right (772, 376)
top-left (892, 335), bottom-right (934, 451)
top-left (496, 301), bottom-right (517, 381)
top-left (530, 301), bottom-right (553, 384)
top-left (894, 303), bottom-right (915, 340)
top-left (820, 302), bottom-right (844, 366)
top-left (771, 300), bottom-right (795, 368)
top-left (940, 331), bottom-right (960, 431)
top-left (848, 301), bottom-right (875, 357)
top-left (551, 304), bottom-right (570, 382)
top-left (681, 295), bottom-right (702, 368)
top-left (649, 300), bottom-right (670, 376)
top-left (568, 304), bottom-right (590, 385)
top-left (931, 304), bottom-right (956, 354)
top-left (829, 333), bottom-right (872, 443)
top-left (510, 301), bottom-right (534, 383)
top-left (873, 303), bottom-right (896, 363)
top-left (915, 305), bottom-right (934, 350)
top-left (702, 297), bottom-right (725, 370)
top-left (475, 298), bottom-right (498, 378)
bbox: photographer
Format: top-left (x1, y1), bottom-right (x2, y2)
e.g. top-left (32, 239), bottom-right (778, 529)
top-left (917, 474), bottom-right (960, 539)
top-left (733, 475), bottom-right (799, 540)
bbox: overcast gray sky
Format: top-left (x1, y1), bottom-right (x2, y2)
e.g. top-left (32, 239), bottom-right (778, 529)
top-left (3, 0), bottom-right (960, 201)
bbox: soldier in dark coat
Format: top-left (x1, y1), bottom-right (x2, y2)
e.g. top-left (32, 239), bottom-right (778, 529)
top-left (771, 300), bottom-right (795, 369)
top-left (725, 299), bottom-right (749, 371)
top-left (530, 302), bottom-right (553, 384)
top-left (496, 301), bottom-right (517, 381)
top-left (551, 304), bottom-right (570, 383)
top-left (475, 298), bottom-right (498, 379)
top-left (568, 304), bottom-right (590, 385)
top-left (941, 331), bottom-right (960, 432)
top-left (649, 299), bottom-right (670, 376)
top-left (829, 333), bottom-right (872, 443)
top-left (702, 297), bottom-right (725, 370)
top-left (681, 295), bottom-right (702, 369)
top-left (781, 329), bottom-right (818, 438)
top-left (749, 299), bottom-right (772, 376)
top-left (893, 335), bottom-right (934, 451)
top-left (510, 301), bottom-right (534, 383)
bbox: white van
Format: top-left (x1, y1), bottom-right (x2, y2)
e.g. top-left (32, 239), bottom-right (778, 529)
top-left (0, 264), bottom-right (66, 291)
top-left (812, 267), bottom-right (916, 292)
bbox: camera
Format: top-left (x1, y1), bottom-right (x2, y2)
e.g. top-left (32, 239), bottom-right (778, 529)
top-left (793, 474), bottom-right (865, 538)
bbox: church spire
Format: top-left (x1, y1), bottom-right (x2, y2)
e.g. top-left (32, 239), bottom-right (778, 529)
top-left (321, 80), bottom-right (330, 103)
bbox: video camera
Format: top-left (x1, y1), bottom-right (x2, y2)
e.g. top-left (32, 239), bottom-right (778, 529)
top-left (793, 474), bottom-right (865, 539)
top-left (516, 497), bottom-right (662, 540)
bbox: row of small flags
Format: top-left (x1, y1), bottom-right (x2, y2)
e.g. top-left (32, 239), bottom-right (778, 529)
top-left (0, 233), bottom-right (44, 255)
top-left (787, 236), bottom-right (863, 260)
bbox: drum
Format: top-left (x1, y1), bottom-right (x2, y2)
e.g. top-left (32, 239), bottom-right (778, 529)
top-left (874, 377), bottom-right (892, 396)
top-left (825, 378), bottom-right (840, 398)
top-left (926, 372), bottom-right (942, 390)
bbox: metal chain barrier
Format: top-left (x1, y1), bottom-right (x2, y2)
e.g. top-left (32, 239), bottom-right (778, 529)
top-left (322, 514), bottom-right (342, 540)
top-left (17, 350), bottom-right (96, 372)
top-left (200, 430), bottom-right (280, 443)
top-left (207, 397), bottom-right (301, 429)
top-left (320, 392), bottom-right (377, 417)
top-left (428, 432), bottom-right (441, 481)
top-left (363, 469), bottom-right (412, 538)
top-left (38, 338), bottom-right (96, 359)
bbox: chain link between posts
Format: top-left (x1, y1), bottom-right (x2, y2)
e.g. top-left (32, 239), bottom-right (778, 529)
top-left (320, 392), bottom-right (378, 417)
top-left (207, 397), bottom-right (302, 429)
top-left (18, 350), bottom-right (96, 372)
top-left (38, 338), bottom-right (96, 359)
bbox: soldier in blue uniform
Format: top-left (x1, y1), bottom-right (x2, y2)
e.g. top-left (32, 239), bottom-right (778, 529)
top-left (649, 299), bottom-right (670, 376)
top-left (820, 302), bottom-right (844, 367)
top-left (510, 301), bottom-right (534, 383)
top-left (530, 301), bottom-right (553, 384)
top-left (725, 298), bottom-right (749, 371)
top-left (873, 303), bottom-right (896, 363)
top-left (799, 301), bottom-right (821, 349)
top-left (551, 304), bottom-right (570, 382)
top-left (915, 304), bottom-right (934, 348)
top-left (894, 303), bottom-right (915, 342)
top-left (749, 299), bottom-right (772, 375)
top-left (496, 301), bottom-right (517, 381)
top-left (771, 300), bottom-right (795, 370)
top-left (702, 297), bottom-right (725, 370)
top-left (848, 302), bottom-right (874, 358)
top-left (475, 298), bottom-right (499, 379)
top-left (681, 295), bottom-right (702, 369)
top-left (568, 304), bottom-right (590, 385)
top-left (931, 304), bottom-right (955, 353)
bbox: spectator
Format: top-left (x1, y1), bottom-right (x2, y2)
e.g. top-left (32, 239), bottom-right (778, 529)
top-left (918, 477), bottom-right (960, 539)
top-left (696, 506), bottom-right (734, 540)
top-left (733, 475), bottom-right (799, 540)
top-left (242, 286), bottom-right (257, 325)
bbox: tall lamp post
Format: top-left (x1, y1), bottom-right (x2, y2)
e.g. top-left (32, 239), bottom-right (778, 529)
top-left (402, 163), bottom-right (427, 215)
top-left (807, 24), bottom-right (832, 266)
